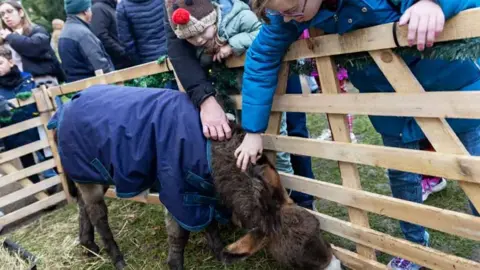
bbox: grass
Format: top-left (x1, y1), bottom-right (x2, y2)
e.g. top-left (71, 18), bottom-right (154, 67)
top-left (1, 87), bottom-right (479, 269)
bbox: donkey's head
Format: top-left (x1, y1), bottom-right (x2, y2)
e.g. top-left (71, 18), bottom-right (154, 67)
top-left (210, 122), bottom-right (293, 233)
top-left (211, 123), bottom-right (341, 269)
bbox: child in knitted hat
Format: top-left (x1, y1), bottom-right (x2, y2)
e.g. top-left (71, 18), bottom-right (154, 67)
top-left (166, 0), bottom-right (261, 63)
top-left (166, 0), bottom-right (297, 188)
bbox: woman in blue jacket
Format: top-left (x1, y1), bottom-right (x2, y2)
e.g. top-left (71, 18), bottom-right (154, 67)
top-left (234, 1), bottom-right (480, 270)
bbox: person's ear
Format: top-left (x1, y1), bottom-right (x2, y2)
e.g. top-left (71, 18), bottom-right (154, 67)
top-left (8, 59), bottom-right (14, 67)
top-left (18, 9), bottom-right (24, 19)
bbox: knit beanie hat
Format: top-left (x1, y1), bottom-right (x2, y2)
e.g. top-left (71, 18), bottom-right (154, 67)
top-left (166, 0), bottom-right (218, 39)
top-left (64, 0), bottom-right (92, 15)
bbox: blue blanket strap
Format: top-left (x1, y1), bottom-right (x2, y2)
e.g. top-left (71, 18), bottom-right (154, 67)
top-left (206, 139), bottom-right (213, 173)
top-left (183, 193), bottom-right (218, 206)
top-left (185, 171), bottom-right (215, 196)
top-left (90, 158), bottom-right (114, 185)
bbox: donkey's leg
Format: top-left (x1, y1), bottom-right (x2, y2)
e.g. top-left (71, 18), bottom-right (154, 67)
top-left (77, 184), bottom-right (126, 270)
top-left (164, 208), bottom-right (190, 270)
top-left (77, 190), bottom-right (99, 256)
top-left (204, 220), bottom-right (225, 261)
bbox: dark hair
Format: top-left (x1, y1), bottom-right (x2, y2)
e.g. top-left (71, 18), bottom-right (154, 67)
top-left (0, 1), bottom-right (33, 36)
top-left (0, 45), bottom-right (12, 60)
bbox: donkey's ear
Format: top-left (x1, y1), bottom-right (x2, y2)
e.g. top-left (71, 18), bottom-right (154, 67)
top-left (255, 155), bottom-right (294, 205)
top-left (221, 229), bottom-right (268, 264)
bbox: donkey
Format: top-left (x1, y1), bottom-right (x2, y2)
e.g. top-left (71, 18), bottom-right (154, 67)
top-left (210, 125), bottom-right (341, 270)
top-left (49, 84), bottom-right (340, 270)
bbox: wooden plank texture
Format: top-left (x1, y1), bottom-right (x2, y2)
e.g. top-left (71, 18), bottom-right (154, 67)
top-left (0, 140), bottom-right (49, 165)
top-left (0, 176), bottom-right (60, 208)
top-left (332, 246), bottom-right (387, 270)
top-left (49, 61), bottom-right (170, 97)
top-left (0, 163), bottom-right (49, 200)
top-left (7, 95), bottom-right (36, 109)
top-left (33, 88), bottom-right (71, 202)
top-left (264, 63), bottom-right (290, 163)
top-left (0, 159), bottom-right (56, 189)
top-left (104, 188), bottom-right (479, 270)
top-left (0, 192), bottom-right (66, 226)
top-left (0, 117), bottom-right (43, 139)
top-left (280, 173), bottom-right (480, 242)
top-left (316, 53), bottom-right (376, 259)
top-left (262, 134), bottom-right (480, 183)
top-left (46, 9), bottom-right (480, 98)
top-left (227, 8), bottom-right (480, 67)
top-left (313, 210), bottom-right (480, 270)
top-left (369, 49), bottom-right (480, 211)
top-left (231, 92), bottom-right (480, 119)
top-left (105, 188), bottom-right (161, 205)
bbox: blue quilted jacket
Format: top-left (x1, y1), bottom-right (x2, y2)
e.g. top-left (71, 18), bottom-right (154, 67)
top-left (116, 0), bottom-right (167, 64)
top-left (48, 85), bottom-right (228, 231)
top-left (241, 0), bottom-right (480, 143)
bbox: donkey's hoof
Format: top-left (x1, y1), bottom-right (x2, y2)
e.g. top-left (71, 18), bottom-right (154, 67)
top-left (115, 260), bottom-right (127, 270)
top-left (221, 249), bottom-right (249, 265)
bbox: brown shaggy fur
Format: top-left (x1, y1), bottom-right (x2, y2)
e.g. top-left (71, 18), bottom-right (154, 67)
top-left (211, 123), bottom-right (336, 269)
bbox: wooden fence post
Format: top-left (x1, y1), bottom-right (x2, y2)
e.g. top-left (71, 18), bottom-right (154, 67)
top-left (33, 86), bottom-right (72, 203)
top-left (369, 49), bottom-right (480, 210)
top-left (311, 28), bottom-right (377, 260)
top-left (167, 59), bottom-right (187, 93)
top-left (264, 63), bottom-right (290, 164)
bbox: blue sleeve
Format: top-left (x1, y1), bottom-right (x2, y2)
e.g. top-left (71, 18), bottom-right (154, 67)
top-left (116, 3), bottom-right (137, 59)
top-left (398, 0), bottom-right (480, 20)
top-left (241, 15), bottom-right (301, 133)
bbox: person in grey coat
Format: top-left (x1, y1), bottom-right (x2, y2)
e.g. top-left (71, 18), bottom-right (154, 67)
top-left (59, 0), bottom-right (114, 82)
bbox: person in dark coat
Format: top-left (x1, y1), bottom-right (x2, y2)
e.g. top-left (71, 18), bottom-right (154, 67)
top-left (0, 46), bottom-right (57, 185)
top-left (116, 0), bottom-right (167, 64)
top-left (0, 1), bottom-right (65, 87)
top-left (91, 0), bottom-right (132, 69)
top-left (59, 0), bottom-right (114, 83)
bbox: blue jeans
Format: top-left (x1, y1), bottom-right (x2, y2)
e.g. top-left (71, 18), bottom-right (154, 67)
top-left (285, 74), bottom-right (315, 209)
top-left (275, 112), bottom-right (295, 174)
top-left (382, 125), bottom-right (480, 244)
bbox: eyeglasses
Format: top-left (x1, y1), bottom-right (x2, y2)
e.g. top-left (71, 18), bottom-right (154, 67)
top-left (279, 0), bottom-right (308, 17)
top-left (0, 8), bottom-right (15, 18)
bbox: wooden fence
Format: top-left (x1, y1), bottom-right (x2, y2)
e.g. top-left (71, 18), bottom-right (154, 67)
top-left (1, 8), bottom-right (480, 270)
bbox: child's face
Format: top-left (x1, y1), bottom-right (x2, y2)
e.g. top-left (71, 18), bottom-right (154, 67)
top-left (186, 25), bottom-right (217, 47)
top-left (0, 56), bottom-right (13, 76)
top-left (266, 0), bottom-right (322, 23)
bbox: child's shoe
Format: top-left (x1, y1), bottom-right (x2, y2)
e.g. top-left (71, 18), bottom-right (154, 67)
top-left (421, 177), bottom-right (447, 202)
top-left (387, 232), bottom-right (429, 270)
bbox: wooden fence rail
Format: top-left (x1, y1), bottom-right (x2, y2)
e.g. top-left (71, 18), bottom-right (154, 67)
top-left (1, 8), bottom-right (480, 270)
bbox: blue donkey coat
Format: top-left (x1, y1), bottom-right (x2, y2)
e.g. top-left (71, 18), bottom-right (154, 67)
top-left (49, 85), bottom-right (226, 231)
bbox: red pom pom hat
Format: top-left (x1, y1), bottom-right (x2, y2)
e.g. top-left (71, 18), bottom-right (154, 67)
top-left (166, 0), bottom-right (218, 39)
